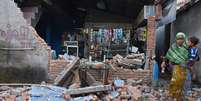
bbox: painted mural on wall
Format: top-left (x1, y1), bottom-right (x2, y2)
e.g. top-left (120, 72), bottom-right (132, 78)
top-left (0, 24), bottom-right (33, 48)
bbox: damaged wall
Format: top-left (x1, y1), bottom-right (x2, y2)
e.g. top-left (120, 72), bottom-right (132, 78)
top-left (0, 0), bottom-right (50, 83)
top-left (171, 1), bottom-right (201, 82)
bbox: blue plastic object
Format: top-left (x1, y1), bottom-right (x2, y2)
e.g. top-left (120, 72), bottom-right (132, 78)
top-left (152, 60), bottom-right (159, 81)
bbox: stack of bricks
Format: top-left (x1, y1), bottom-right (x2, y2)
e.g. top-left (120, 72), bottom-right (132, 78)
top-left (48, 60), bottom-right (70, 83)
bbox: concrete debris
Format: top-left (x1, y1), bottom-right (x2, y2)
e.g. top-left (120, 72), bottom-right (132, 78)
top-left (113, 54), bottom-right (123, 60)
top-left (80, 60), bottom-right (106, 69)
top-left (126, 53), bottom-right (145, 60)
top-left (65, 85), bottom-right (112, 95)
top-left (0, 85), bottom-right (107, 101)
top-left (0, 86), bottom-right (10, 91)
top-left (69, 95), bottom-right (98, 101)
top-left (68, 82), bottom-right (81, 89)
top-left (0, 57), bottom-right (201, 101)
top-left (143, 86), bottom-right (151, 93)
top-left (108, 91), bottom-right (120, 99)
top-left (127, 79), bottom-right (143, 86)
top-left (80, 56), bottom-right (152, 84)
top-left (127, 86), bottom-right (142, 100)
top-left (114, 79), bottom-right (125, 88)
top-left (0, 81), bottom-right (201, 101)
top-left (113, 53), bottom-right (145, 69)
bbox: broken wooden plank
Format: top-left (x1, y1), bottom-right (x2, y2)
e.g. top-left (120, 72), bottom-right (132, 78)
top-left (65, 85), bottom-right (112, 95)
top-left (54, 58), bottom-right (80, 86)
top-left (79, 69), bottom-right (102, 86)
top-left (86, 71), bottom-right (101, 86)
top-left (62, 73), bottom-right (75, 87)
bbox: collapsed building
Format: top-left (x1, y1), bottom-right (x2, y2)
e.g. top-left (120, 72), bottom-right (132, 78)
top-left (0, 0), bottom-right (156, 84)
top-left (0, 0), bottom-right (201, 100)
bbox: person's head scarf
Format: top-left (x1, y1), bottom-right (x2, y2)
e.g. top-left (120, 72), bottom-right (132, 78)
top-left (176, 32), bottom-right (186, 40)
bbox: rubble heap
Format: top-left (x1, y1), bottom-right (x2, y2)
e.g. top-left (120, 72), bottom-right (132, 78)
top-left (81, 53), bottom-right (152, 84)
top-left (0, 80), bottom-right (200, 101)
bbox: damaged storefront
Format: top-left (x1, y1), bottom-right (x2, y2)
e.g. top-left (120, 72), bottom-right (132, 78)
top-left (0, 0), bottom-right (201, 100)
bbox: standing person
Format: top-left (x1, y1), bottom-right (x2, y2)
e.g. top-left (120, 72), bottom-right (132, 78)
top-left (161, 32), bottom-right (189, 101)
top-left (187, 36), bottom-right (200, 80)
top-left (184, 36), bottom-right (200, 96)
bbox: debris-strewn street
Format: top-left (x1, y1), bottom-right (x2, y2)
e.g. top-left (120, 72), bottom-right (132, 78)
top-left (0, 80), bottom-right (200, 101)
top-left (0, 53), bottom-right (200, 101)
top-left (1, 0), bottom-right (201, 101)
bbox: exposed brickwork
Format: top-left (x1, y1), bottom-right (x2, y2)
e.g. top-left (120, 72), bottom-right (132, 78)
top-left (146, 16), bottom-right (156, 70)
top-left (147, 16), bottom-right (156, 50)
top-left (88, 68), bottom-right (152, 84)
top-left (109, 69), bottom-right (152, 81)
top-left (48, 60), bottom-right (70, 83)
